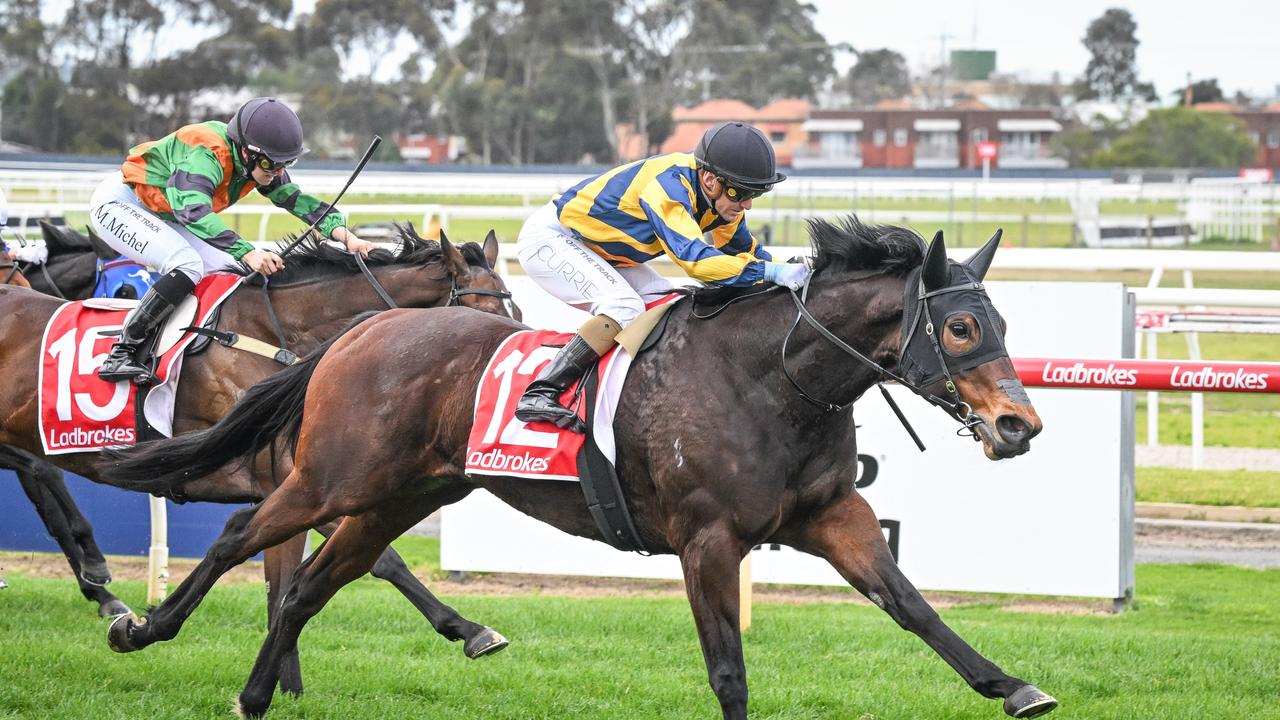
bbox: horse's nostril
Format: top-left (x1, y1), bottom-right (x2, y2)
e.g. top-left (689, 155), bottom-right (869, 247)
top-left (996, 414), bottom-right (1029, 443)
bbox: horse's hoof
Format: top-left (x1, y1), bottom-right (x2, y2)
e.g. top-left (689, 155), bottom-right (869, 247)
top-left (464, 628), bottom-right (509, 659)
top-left (81, 562), bottom-right (112, 587)
top-left (99, 599), bottom-right (132, 619)
top-left (107, 613), bottom-right (143, 653)
top-left (235, 691), bottom-right (271, 719)
top-left (1004, 684), bottom-right (1058, 718)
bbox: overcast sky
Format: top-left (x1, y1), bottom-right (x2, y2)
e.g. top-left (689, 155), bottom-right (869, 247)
top-left (43, 0), bottom-right (1280, 101)
top-left (810, 0), bottom-right (1280, 99)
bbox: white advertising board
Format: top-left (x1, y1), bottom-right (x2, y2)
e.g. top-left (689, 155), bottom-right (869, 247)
top-left (442, 279), bottom-right (1136, 600)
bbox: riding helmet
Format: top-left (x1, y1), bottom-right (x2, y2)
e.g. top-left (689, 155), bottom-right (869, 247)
top-left (227, 97), bottom-right (309, 163)
top-left (693, 121), bottom-right (787, 191)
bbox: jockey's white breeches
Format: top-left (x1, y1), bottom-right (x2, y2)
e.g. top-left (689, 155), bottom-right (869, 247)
top-left (515, 201), bottom-right (674, 328)
top-left (88, 173), bottom-right (236, 284)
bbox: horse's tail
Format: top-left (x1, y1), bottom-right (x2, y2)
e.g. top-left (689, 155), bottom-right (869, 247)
top-left (98, 311), bottom-right (381, 494)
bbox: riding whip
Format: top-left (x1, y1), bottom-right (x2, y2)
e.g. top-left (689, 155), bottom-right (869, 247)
top-left (245, 134), bottom-right (382, 280)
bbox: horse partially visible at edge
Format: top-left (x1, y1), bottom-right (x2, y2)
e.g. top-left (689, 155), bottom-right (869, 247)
top-left (0, 227), bottom-right (516, 695)
top-left (101, 217), bottom-right (1056, 719)
top-left (2, 222), bottom-right (139, 617)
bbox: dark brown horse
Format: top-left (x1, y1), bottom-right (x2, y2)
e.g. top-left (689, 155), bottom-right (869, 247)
top-left (0, 227), bottom-right (514, 694)
top-left (101, 218), bottom-right (1056, 719)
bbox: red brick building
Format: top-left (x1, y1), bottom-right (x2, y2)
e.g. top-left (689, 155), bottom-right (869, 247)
top-left (1195, 103), bottom-right (1280, 168)
top-left (659, 99), bottom-right (811, 165)
top-left (797, 107), bottom-right (1065, 170)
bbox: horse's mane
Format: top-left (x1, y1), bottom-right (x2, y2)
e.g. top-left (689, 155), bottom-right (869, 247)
top-left (685, 214), bottom-right (925, 304)
top-left (807, 216), bottom-right (925, 276)
top-left (231, 224), bottom-right (486, 285)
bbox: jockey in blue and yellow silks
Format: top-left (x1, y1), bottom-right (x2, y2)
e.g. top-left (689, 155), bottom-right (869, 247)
top-left (554, 153), bottom-right (771, 286)
top-left (514, 121), bottom-right (811, 433)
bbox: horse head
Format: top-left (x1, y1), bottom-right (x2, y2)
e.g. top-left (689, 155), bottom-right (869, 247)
top-left (894, 228), bottom-right (1042, 459)
top-left (438, 229), bottom-right (521, 321)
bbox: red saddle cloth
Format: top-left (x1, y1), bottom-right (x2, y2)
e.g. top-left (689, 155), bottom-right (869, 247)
top-left (466, 294), bottom-right (681, 482)
top-left (38, 273), bottom-right (242, 455)
top-left (465, 330), bottom-right (614, 481)
top-left (465, 327), bottom-right (640, 479)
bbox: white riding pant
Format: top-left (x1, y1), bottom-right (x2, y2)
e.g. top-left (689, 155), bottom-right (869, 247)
top-left (88, 172), bottom-right (236, 284)
top-left (516, 201), bottom-right (674, 328)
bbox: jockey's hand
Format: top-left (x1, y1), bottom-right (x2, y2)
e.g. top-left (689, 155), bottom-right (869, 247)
top-left (245, 249), bottom-right (285, 276)
top-left (763, 261), bottom-right (811, 291)
top-left (333, 227), bottom-right (376, 257)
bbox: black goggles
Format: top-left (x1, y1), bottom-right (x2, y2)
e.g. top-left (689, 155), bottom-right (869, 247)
top-left (246, 148), bottom-right (297, 172)
top-left (719, 178), bottom-right (767, 203)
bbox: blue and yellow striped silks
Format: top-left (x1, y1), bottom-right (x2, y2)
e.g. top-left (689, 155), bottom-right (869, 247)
top-left (553, 153), bottom-right (771, 286)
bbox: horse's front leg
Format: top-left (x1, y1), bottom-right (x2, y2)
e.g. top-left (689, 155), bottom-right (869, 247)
top-left (793, 490), bottom-right (1057, 719)
top-left (3, 449), bottom-right (130, 618)
top-left (28, 457), bottom-right (114, 586)
top-left (678, 522), bottom-right (749, 720)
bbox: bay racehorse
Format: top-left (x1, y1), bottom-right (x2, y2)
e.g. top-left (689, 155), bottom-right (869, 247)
top-left (2, 222), bottom-right (137, 617)
top-left (0, 227), bottom-right (514, 694)
top-left (100, 217), bottom-right (1056, 719)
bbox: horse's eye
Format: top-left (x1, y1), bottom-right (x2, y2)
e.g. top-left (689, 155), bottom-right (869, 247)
top-left (950, 322), bottom-right (969, 339)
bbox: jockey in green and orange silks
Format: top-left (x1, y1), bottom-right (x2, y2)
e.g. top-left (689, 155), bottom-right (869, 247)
top-left (89, 97), bottom-right (376, 385)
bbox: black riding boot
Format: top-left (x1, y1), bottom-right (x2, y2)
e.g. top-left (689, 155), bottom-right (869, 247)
top-left (97, 270), bottom-right (195, 385)
top-left (514, 335), bottom-right (601, 434)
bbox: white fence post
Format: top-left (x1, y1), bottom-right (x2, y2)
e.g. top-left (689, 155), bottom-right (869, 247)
top-left (147, 496), bottom-right (169, 604)
top-left (1183, 270), bottom-right (1205, 470)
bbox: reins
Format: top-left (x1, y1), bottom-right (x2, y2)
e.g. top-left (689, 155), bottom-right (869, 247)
top-left (38, 262), bottom-right (67, 299)
top-left (689, 263), bottom-right (987, 452)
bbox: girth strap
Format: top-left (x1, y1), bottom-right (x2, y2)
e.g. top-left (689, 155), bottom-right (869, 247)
top-left (182, 326), bottom-right (299, 366)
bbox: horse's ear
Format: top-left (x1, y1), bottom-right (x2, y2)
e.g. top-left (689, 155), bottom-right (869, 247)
top-left (963, 228), bottom-right (1002, 281)
top-left (440, 232), bottom-right (467, 276)
top-left (921, 230), bottom-right (949, 291)
top-left (482, 229), bottom-right (499, 269)
top-left (87, 227), bottom-right (117, 260)
top-left (39, 220), bottom-right (65, 254)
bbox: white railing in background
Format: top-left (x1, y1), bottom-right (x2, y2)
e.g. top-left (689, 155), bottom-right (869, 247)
top-left (3, 165), bottom-right (1278, 207)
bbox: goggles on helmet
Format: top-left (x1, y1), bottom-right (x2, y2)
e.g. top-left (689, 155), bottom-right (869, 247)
top-left (720, 178), bottom-right (767, 203)
top-left (245, 146), bottom-right (297, 172)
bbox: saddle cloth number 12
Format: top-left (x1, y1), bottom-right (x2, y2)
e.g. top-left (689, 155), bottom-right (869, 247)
top-left (481, 345), bottom-right (562, 449)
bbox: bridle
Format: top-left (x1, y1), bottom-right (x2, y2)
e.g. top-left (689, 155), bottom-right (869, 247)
top-left (777, 267), bottom-right (990, 450)
top-left (1, 261), bottom-right (20, 286)
top-left (351, 252), bottom-right (513, 314)
top-left (4, 259), bottom-right (66, 298)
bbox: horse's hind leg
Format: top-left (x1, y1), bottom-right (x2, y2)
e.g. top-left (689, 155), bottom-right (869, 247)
top-left (107, 481), bottom-right (334, 655)
top-left (678, 521), bottom-right (749, 720)
top-left (314, 518), bottom-right (508, 659)
top-left (4, 449), bottom-right (130, 618)
top-left (237, 489), bottom-right (462, 719)
top-left (794, 491), bottom-right (1057, 719)
top-left (262, 533), bottom-right (308, 697)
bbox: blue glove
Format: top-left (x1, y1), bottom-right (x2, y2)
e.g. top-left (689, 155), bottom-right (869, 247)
top-left (763, 261), bottom-right (811, 291)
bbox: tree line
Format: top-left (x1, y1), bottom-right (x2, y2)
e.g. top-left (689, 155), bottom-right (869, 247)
top-left (0, 0), bottom-right (834, 164)
top-left (0, 1), bottom-right (1264, 168)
